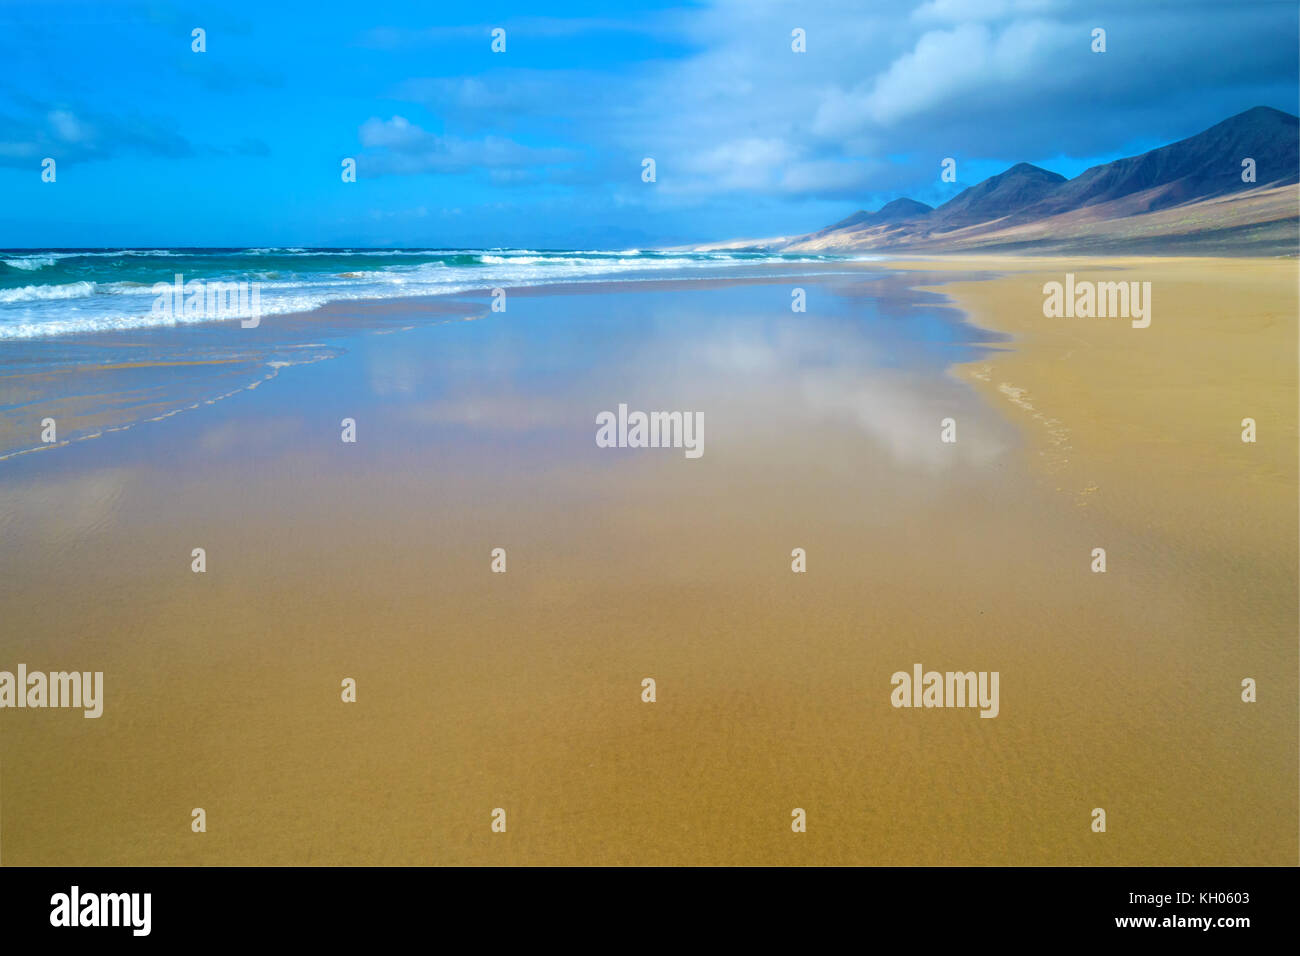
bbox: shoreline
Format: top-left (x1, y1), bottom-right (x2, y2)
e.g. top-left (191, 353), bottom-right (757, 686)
top-left (917, 257), bottom-right (1297, 546)
top-left (0, 258), bottom-right (1294, 865)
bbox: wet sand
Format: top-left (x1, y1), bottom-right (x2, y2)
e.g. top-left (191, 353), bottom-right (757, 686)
top-left (0, 260), bottom-right (1294, 865)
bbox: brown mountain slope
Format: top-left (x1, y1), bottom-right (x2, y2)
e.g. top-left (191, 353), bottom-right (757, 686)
top-left (780, 106), bottom-right (1299, 256)
top-left (786, 183), bottom-right (1298, 256)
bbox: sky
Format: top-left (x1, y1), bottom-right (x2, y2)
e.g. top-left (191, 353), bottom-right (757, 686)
top-left (0, 0), bottom-right (1296, 248)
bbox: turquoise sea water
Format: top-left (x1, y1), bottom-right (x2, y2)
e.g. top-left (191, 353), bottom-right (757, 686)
top-left (0, 267), bottom-right (1007, 462)
top-left (0, 248), bottom-right (871, 339)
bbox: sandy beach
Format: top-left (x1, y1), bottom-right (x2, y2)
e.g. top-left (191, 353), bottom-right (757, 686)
top-left (0, 258), bottom-right (1294, 866)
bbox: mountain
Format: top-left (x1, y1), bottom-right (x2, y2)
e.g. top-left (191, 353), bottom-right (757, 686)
top-left (826, 198), bottom-right (933, 231)
top-left (797, 198), bottom-right (933, 246)
top-left (778, 106), bottom-right (1299, 256)
top-left (928, 163), bottom-right (1065, 226)
top-left (1017, 106), bottom-right (1298, 220)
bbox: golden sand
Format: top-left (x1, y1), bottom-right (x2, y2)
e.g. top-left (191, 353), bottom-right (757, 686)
top-left (0, 260), bottom-right (1294, 865)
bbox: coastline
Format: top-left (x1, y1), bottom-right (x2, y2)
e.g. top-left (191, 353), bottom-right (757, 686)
top-left (0, 260), bottom-right (1294, 865)
top-left (917, 256), bottom-right (1297, 554)
top-left (932, 256), bottom-right (1299, 865)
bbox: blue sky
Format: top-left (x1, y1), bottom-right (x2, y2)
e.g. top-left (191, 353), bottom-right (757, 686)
top-left (0, 0), bottom-right (1296, 248)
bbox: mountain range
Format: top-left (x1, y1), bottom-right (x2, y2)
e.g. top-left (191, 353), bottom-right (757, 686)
top-left (741, 107), bottom-right (1299, 256)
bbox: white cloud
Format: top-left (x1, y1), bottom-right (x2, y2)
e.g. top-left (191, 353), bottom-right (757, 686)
top-left (360, 0), bottom-right (1296, 216)
top-left (358, 116), bottom-right (576, 177)
top-left (812, 18), bottom-right (1075, 134)
top-left (47, 109), bottom-right (91, 143)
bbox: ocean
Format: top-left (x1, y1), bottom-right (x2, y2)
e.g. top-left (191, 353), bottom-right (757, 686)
top-left (0, 248), bottom-right (868, 339)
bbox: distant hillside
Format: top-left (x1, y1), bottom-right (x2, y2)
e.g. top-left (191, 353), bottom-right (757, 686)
top-left (825, 198), bottom-right (933, 231)
top-left (1018, 105), bottom-right (1299, 220)
top-left (772, 106), bottom-right (1300, 256)
top-left (929, 163), bottom-right (1066, 226)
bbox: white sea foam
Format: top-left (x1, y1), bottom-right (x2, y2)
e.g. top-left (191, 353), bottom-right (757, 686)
top-left (0, 249), bottom-right (861, 339)
top-left (0, 281), bottom-right (97, 303)
top-left (3, 256), bottom-right (57, 270)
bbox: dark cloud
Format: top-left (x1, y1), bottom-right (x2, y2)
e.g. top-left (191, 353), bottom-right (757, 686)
top-left (369, 0), bottom-right (1296, 216)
